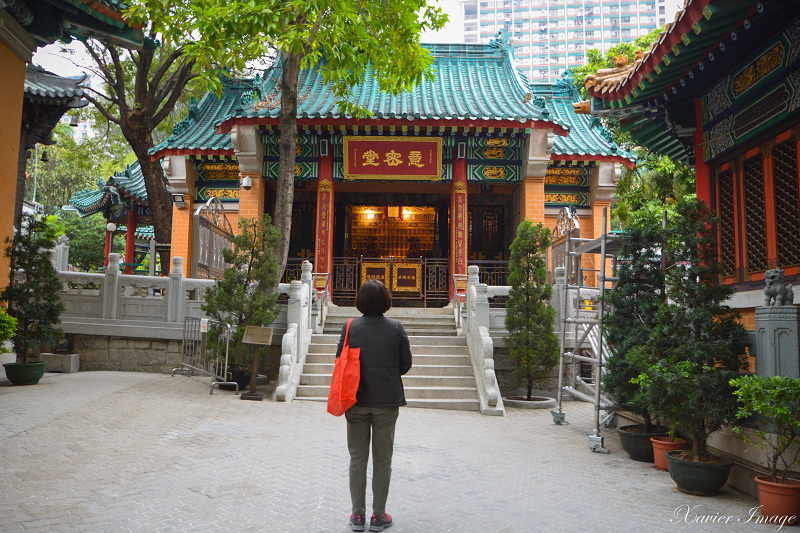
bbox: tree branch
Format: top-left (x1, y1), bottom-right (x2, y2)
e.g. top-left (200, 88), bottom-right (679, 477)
top-left (83, 93), bottom-right (121, 125)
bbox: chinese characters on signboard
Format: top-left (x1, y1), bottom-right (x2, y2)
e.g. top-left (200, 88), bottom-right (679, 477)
top-left (343, 137), bottom-right (442, 181)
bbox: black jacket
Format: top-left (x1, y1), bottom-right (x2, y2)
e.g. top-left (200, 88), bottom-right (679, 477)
top-left (335, 314), bottom-right (412, 407)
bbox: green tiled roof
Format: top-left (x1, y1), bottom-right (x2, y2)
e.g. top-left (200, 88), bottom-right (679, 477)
top-left (68, 159), bottom-right (158, 217)
top-left (149, 79), bottom-right (254, 159)
top-left (118, 225), bottom-right (154, 240)
top-left (6, 0), bottom-right (144, 49)
top-left (24, 66), bottom-right (86, 105)
top-left (533, 72), bottom-right (634, 166)
top-left (232, 33), bottom-right (555, 124)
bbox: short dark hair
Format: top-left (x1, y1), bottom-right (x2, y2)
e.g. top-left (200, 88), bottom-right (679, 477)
top-left (356, 279), bottom-right (392, 315)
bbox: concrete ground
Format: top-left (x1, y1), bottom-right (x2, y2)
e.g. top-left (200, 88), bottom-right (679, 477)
top-left (0, 371), bottom-right (778, 532)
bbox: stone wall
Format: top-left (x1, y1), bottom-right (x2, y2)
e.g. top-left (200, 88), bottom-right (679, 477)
top-left (71, 334), bottom-right (284, 377)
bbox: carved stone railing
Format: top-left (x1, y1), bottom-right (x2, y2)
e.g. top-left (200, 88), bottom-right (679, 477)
top-left (463, 265), bottom-right (505, 416)
top-left (56, 254), bottom-right (317, 390)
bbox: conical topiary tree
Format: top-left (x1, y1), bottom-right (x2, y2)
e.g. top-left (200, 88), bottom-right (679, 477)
top-left (1, 213), bottom-right (65, 363)
top-left (201, 214), bottom-right (282, 365)
top-left (602, 221), bottom-right (665, 432)
top-left (633, 198), bottom-right (748, 462)
top-left (504, 220), bottom-right (560, 401)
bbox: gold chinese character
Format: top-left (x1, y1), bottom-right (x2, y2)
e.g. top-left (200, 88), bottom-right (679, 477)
top-left (408, 151), bottom-right (424, 168)
top-left (384, 150), bottom-right (402, 166)
top-left (362, 150), bottom-right (380, 166)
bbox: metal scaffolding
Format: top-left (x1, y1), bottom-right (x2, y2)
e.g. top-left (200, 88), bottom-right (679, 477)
top-left (550, 206), bottom-right (623, 453)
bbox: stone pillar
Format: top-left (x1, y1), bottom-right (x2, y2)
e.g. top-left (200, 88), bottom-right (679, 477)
top-left (451, 151), bottom-right (468, 298)
top-left (589, 162), bottom-right (618, 288)
top-left (167, 256), bottom-right (185, 324)
top-left (103, 253), bottom-right (121, 319)
top-left (519, 128), bottom-right (553, 224)
top-left (315, 143), bottom-right (334, 283)
top-left (231, 124), bottom-right (265, 223)
top-left (164, 155), bottom-right (197, 267)
top-left (755, 307), bottom-right (800, 378)
top-left (301, 260), bottom-right (313, 327)
top-left (124, 208), bottom-right (137, 274)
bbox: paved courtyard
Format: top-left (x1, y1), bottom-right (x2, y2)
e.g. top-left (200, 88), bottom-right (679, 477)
top-left (0, 371), bottom-right (779, 532)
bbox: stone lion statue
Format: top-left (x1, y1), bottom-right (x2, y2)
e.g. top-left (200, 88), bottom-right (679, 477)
top-left (764, 268), bottom-right (795, 306)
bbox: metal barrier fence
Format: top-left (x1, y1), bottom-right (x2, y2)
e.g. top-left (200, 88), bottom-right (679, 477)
top-left (171, 316), bottom-right (238, 394)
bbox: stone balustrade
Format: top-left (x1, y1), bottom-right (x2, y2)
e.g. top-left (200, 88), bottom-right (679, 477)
top-left (54, 254), bottom-right (319, 386)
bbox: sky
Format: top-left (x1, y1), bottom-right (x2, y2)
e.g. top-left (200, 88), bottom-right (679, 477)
top-left (34, 0), bottom-right (466, 77)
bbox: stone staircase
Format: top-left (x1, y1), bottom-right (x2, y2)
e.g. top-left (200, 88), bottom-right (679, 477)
top-left (296, 307), bottom-right (480, 411)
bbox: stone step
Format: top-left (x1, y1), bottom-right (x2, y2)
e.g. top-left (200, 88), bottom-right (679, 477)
top-left (300, 373), bottom-right (476, 388)
top-left (311, 334), bottom-right (466, 346)
top-left (326, 307), bottom-right (453, 317)
top-left (302, 363), bottom-right (475, 377)
top-left (305, 353), bottom-right (471, 366)
top-left (294, 397), bottom-right (480, 411)
top-left (296, 384), bottom-right (478, 400)
top-left (323, 327), bottom-right (457, 337)
top-left (307, 343), bottom-right (471, 356)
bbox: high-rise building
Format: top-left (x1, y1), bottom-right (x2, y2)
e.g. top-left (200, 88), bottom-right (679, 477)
top-left (460, 0), bottom-right (682, 82)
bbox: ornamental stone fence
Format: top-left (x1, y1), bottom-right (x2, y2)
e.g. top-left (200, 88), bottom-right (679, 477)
top-left (55, 253), bottom-right (318, 386)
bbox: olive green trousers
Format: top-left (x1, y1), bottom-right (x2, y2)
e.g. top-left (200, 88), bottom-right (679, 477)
top-left (345, 406), bottom-right (400, 517)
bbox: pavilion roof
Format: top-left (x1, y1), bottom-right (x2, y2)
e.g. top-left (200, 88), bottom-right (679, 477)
top-left (4, 0), bottom-right (145, 49)
top-left (24, 66), bottom-right (86, 105)
top-left (578, 0), bottom-right (798, 164)
top-left (152, 32), bottom-right (572, 160)
top-left (225, 33), bottom-right (560, 127)
top-left (533, 72), bottom-right (634, 169)
top-left (68, 159), bottom-right (158, 219)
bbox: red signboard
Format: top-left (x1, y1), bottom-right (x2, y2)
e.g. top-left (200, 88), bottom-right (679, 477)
top-left (343, 137), bottom-right (442, 181)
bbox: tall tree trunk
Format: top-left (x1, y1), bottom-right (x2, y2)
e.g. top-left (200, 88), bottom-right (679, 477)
top-left (123, 114), bottom-right (172, 274)
top-left (274, 51), bottom-right (302, 280)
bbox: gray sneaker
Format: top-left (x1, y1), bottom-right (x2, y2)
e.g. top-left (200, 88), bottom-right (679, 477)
top-left (369, 513), bottom-right (392, 532)
top-left (349, 513), bottom-right (366, 532)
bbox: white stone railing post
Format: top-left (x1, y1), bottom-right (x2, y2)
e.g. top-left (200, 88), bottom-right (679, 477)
top-left (301, 261), bottom-right (313, 330)
top-left (465, 265), bottom-right (480, 337)
top-left (102, 253), bottom-right (121, 319)
top-left (167, 256), bottom-right (185, 324)
top-left (275, 280), bottom-right (311, 402)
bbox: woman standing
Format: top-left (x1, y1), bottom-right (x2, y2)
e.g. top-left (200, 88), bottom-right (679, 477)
top-left (338, 279), bottom-right (412, 532)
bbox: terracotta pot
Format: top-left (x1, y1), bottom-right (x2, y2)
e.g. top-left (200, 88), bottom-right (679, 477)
top-left (755, 476), bottom-right (800, 526)
top-left (665, 450), bottom-right (733, 496)
top-left (617, 425), bottom-right (668, 462)
top-left (650, 436), bottom-right (688, 471)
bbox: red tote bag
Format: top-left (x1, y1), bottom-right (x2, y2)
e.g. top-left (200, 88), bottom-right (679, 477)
top-left (327, 319), bottom-right (361, 416)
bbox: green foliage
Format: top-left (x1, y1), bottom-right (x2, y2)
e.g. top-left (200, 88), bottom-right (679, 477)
top-left (25, 123), bottom-right (127, 215)
top-left (201, 215), bottom-right (282, 363)
top-left (602, 220), bottom-right (664, 430)
top-left (572, 26), bottom-right (662, 100)
top-left (504, 220), bottom-right (559, 401)
top-left (614, 151), bottom-right (696, 229)
top-left (632, 198), bottom-right (748, 460)
top-left (1, 214), bottom-right (65, 363)
top-left (0, 307), bottom-right (18, 353)
top-left (127, 0), bottom-right (448, 111)
top-left (731, 375), bottom-right (800, 483)
top-left (57, 211), bottom-right (124, 271)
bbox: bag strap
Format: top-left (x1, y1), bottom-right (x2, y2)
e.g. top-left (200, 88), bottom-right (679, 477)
top-left (344, 319), bottom-right (353, 348)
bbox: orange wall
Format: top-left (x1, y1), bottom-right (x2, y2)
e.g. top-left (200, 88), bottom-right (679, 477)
top-left (0, 42), bottom-right (26, 289)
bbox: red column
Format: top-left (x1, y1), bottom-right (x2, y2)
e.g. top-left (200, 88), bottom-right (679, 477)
top-left (103, 221), bottom-right (112, 267)
top-left (450, 150), bottom-right (468, 297)
top-left (694, 97), bottom-right (712, 208)
top-left (315, 143), bottom-right (335, 295)
top-left (124, 208), bottom-right (136, 274)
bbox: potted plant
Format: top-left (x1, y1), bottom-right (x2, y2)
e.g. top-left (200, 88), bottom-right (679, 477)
top-left (1, 214), bottom-right (65, 385)
top-left (201, 215), bottom-right (282, 390)
top-left (504, 220), bottom-right (560, 407)
top-left (632, 198), bottom-right (748, 495)
top-left (603, 223), bottom-right (669, 462)
top-left (731, 375), bottom-right (800, 525)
